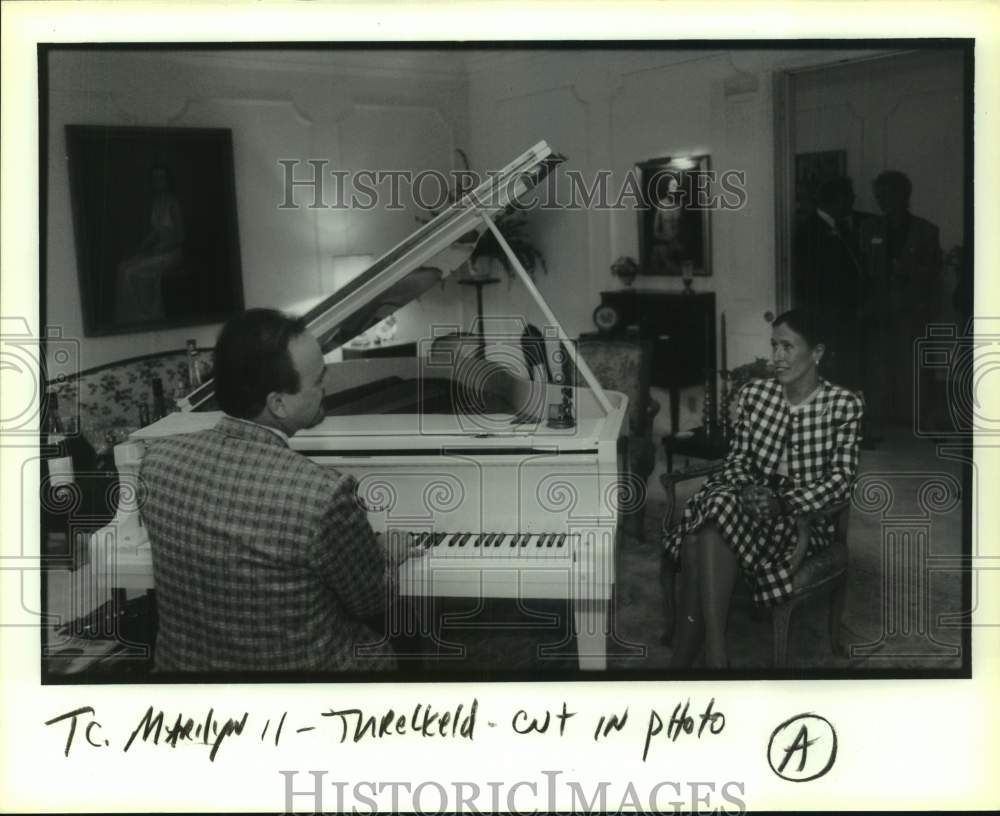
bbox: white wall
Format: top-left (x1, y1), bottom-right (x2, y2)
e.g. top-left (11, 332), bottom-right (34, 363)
top-left (46, 49), bottom-right (472, 370)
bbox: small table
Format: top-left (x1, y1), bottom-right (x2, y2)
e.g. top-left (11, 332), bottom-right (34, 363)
top-left (662, 426), bottom-right (729, 473)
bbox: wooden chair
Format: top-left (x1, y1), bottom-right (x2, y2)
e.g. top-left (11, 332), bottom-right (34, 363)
top-left (659, 467), bottom-right (852, 667)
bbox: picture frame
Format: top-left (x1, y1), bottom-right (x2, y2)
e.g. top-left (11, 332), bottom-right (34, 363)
top-left (637, 154), bottom-right (712, 277)
top-left (66, 125), bottom-right (244, 336)
top-left (794, 149), bottom-right (847, 223)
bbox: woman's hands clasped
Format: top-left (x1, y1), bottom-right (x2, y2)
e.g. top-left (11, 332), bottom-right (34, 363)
top-left (740, 484), bottom-right (784, 520)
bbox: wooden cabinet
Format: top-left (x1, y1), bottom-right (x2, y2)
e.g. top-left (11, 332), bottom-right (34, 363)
top-left (597, 290), bottom-right (716, 434)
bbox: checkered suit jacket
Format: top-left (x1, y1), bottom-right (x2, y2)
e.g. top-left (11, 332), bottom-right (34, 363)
top-left (720, 377), bottom-right (863, 515)
top-left (139, 416), bottom-right (392, 673)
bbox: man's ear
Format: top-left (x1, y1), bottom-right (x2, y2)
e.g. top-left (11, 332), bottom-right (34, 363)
top-left (264, 390), bottom-right (286, 418)
top-left (813, 342), bottom-right (826, 364)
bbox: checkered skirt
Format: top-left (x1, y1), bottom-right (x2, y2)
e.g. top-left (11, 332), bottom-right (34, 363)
top-left (663, 378), bottom-right (863, 606)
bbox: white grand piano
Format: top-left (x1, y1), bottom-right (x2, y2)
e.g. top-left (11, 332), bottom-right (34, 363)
top-left (86, 141), bottom-right (628, 670)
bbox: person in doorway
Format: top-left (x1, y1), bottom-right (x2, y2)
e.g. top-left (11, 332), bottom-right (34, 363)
top-left (859, 170), bottom-right (943, 434)
top-left (792, 176), bottom-right (866, 392)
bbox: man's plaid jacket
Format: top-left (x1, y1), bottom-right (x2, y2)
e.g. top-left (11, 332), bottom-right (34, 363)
top-left (139, 415), bottom-right (392, 673)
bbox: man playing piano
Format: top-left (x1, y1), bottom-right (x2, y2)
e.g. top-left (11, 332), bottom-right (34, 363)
top-left (139, 308), bottom-right (411, 673)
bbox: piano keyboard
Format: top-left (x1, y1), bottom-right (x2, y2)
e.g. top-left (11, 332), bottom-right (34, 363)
top-left (384, 531), bottom-right (576, 557)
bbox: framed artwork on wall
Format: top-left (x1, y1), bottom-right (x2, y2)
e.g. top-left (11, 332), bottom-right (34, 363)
top-left (637, 154), bottom-right (712, 278)
top-left (66, 125), bottom-right (244, 336)
top-left (794, 149), bottom-right (847, 223)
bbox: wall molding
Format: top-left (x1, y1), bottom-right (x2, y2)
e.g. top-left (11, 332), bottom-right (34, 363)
top-left (167, 95), bottom-right (314, 127)
top-left (149, 49), bottom-right (468, 85)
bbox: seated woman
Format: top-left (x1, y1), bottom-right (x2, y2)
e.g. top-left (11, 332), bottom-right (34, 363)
top-left (662, 308), bottom-right (864, 668)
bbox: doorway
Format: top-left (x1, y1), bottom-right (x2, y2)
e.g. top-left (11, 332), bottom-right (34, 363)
top-left (773, 48), bottom-right (969, 317)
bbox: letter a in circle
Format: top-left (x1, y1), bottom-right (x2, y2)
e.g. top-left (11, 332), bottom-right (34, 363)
top-left (778, 724), bottom-right (819, 774)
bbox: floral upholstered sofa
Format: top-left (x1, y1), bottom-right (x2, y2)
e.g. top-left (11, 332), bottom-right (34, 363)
top-left (46, 348), bottom-right (213, 449)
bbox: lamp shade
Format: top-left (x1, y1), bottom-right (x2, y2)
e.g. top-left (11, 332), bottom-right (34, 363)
top-left (322, 254), bottom-right (375, 295)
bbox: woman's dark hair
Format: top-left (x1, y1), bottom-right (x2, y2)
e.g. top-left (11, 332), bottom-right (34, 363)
top-left (771, 308), bottom-right (827, 349)
top-left (213, 309), bottom-right (308, 419)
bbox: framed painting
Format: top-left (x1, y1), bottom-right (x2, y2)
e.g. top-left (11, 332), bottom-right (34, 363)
top-left (66, 125), bottom-right (244, 336)
top-left (637, 154), bottom-right (711, 277)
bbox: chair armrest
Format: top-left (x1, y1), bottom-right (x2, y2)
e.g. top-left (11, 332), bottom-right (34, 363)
top-left (661, 461), bottom-right (725, 485)
top-left (659, 460), bottom-right (726, 531)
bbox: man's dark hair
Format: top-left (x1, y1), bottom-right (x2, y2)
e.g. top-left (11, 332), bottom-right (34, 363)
top-left (213, 309), bottom-right (308, 419)
top-left (816, 176), bottom-right (854, 210)
top-left (873, 170), bottom-right (912, 201)
top-left (772, 307), bottom-right (828, 350)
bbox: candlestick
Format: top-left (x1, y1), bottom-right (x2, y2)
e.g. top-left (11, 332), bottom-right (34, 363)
top-left (702, 369), bottom-right (715, 437)
top-left (704, 316), bottom-right (711, 373)
top-left (721, 311), bottom-right (728, 374)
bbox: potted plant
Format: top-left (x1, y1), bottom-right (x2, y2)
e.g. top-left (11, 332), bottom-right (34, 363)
top-left (468, 208), bottom-right (548, 282)
top-left (610, 256), bottom-right (639, 288)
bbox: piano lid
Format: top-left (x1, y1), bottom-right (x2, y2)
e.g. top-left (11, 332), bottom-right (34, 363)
top-left (184, 141), bottom-right (563, 410)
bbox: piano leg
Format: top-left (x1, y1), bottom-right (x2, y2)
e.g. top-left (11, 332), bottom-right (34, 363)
top-left (573, 596), bottom-right (608, 671)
